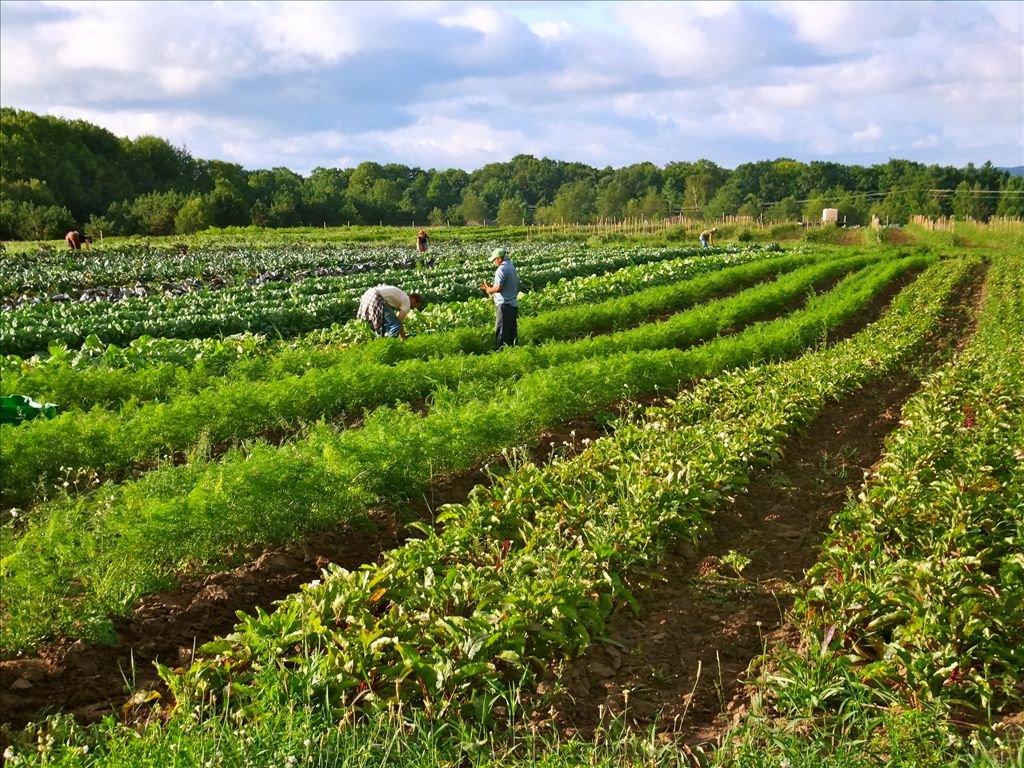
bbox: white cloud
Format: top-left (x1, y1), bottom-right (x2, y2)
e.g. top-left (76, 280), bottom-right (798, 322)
top-left (611, 1), bottom-right (743, 78)
top-left (912, 134), bottom-right (941, 149)
top-left (529, 19), bottom-right (572, 40)
top-left (748, 83), bottom-right (818, 109)
top-left (250, 1), bottom-right (370, 64)
top-left (549, 68), bottom-right (624, 93)
top-left (36, 105), bottom-right (259, 159)
top-left (0, 0), bottom-right (1019, 171)
top-left (771, 0), bottom-right (938, 55)
top-left (852, 123), bottom-right (883, 142)
top-left (369, 116), bottom-right (527, 168)
top-left (438, 4), bottom-right (505, 35)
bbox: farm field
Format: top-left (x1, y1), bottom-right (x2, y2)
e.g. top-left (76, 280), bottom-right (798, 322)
top-left (0, 224), bottom-right (1021, 766)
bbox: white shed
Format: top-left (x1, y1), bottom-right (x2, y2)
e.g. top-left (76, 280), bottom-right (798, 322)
top-left (822, 208), bottom-right (839, 224)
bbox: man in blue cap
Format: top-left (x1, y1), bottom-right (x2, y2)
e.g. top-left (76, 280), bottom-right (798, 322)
top-left (480, 246), bottom-right (519, 349)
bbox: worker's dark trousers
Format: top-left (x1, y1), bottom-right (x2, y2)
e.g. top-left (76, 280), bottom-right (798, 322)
top-left (495, 304), bottom-right (518, 350)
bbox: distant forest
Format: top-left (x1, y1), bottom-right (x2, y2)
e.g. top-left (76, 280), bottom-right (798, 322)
top-left (2, 106), bottom-right (1023, 240)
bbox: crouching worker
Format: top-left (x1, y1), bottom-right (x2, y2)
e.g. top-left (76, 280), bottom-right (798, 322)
top-left (66, 230), bottom-right (93, 250)
top-left (357, 285), bottom-right (423, 340)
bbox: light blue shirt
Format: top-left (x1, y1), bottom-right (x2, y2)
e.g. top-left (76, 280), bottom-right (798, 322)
top-left (492, 260), bottom-right (519, 306)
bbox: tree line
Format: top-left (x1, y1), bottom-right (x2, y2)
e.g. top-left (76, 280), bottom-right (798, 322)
top-left (2, 106), bottom-right (1022, 241)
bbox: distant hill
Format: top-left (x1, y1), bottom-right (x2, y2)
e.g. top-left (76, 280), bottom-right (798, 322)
top-left (1001, 166), bottom-right (1024, 177)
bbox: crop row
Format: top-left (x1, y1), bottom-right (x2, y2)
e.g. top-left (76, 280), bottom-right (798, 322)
top-left (806, 251), bottom-right (1022, 708)
top-left (0, 242), bottom-right (732, 356)
top-left (0, 252), bottom-right (882, 510)
top-left (2, 243), bottom-right (432, 296)
top-left (158, 254), bottom-right (975, 733)
top-left (1, 245), bottom-right (788, 408)
top-left (716, 252), bottom-right (1021, 764)
top-left (0, 252), bottom-right (925, 652)
top-left (6, 237), bottom-right (675, 297)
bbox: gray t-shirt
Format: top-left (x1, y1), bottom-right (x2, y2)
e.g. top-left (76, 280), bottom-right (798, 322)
top-left (492, 261), bottom-right (519, 306)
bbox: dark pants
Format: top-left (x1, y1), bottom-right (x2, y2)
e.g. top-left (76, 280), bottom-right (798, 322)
top-left (379, 303), bottom-right (401, 337)
top-left (495, 303), bottom-right (518, 349)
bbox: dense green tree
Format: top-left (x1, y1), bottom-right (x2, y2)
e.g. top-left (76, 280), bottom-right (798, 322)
top-left (802, 193), bottom-right (829, 224)
top-left (302, 167), bottom-right (348, 226)
top-left (595, 177), bottom-right (629, 220)
top-left (458, 190), bottom-right (487, 225)
top-left (680, 159), bottom-right (728, 217)
top-left (3, 108), bottom-right (1021, 239)
top-left (551, 180), bottom-right (596, 224)
top-left (246, 168), bottom-right (304, 227)
top-left (614, 162), bottom-right (663, 201)
top-left (129, 191), bottom-right (188, 235)
top-left (496, 197), bottom-right (528, 226)
top-left (872, 183), bottom-right (943, 225)
top-left (505, 154), bottom-right (564, 206)
top-left (703, 179), bottom-right (744, 219)
top-left (758, 159), bottom-right (804, 204)
top-left (638, 188), bottom-right (667, 219)
top-left (736, 195), bottom-right (762, 219)
top-left (1, 178), bottom-right (59, 207)
top-left (428, 206), bottom-right (447, 226)
top-left (123, 136), bottom-right (198, 194)
top-left (208, 180), bottom-right (251, 227)
top-left (533, 203), bottom-right (557, 226)
top-left (88, 201), bottom-right (134, 237)
top-left (801, 161), bottom-right (850, 194)
top-left (766, 195), bottom-right (801, 223)
top-left (426, 169), bottom-right (469, 214)
top-left (399, 171), bottom-right (431, 225)
top-left (0, 199), bottom-right (74, 240)
top-left (831, 188), bottom-right (871, 226)
top-left (174, 196), bottom-right (214, 234)
top-left (996, 175), bottom-right (1024, 217)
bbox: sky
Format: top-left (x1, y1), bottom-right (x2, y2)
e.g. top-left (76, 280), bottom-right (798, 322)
top-left (2, 0), bottom-right (1022, 176)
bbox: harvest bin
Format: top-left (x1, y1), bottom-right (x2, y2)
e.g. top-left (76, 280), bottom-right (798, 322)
top-left (0, 394), bottom-right (58, 425)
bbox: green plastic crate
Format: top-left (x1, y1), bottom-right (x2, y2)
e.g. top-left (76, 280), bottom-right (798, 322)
top-left (0, 394), bottom-right (58, 425)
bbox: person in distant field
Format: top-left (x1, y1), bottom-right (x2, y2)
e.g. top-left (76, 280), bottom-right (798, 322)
top-left (480, 247), bottom-right (519, 350)
top-left (356, 285), bottom-right (423, 340)
top-left (416, 229), bottom-right (430, 254)
top-left (699, 227), bottom-right (717, 248)
top-left (65, 230), bottom-right (92, 250)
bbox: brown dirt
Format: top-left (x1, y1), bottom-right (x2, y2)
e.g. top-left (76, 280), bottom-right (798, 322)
top-left (880, 229), bottom-right (916, 245)
top-left (0, 261), bottom-right (980, 747)
top-left (532, 371), bottom-right (920, 748)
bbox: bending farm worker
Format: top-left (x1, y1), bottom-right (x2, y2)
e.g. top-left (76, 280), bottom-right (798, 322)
top-left (699, 227), bottom-right (717, 248)
top-left (356, 285), bottom-right (423, 340)
top-left (416, 229), bottom-right (429, 254)
top-left (65, 230), bottom-right (92, 250)
top-left (479, 246), bottom-right (519, 350)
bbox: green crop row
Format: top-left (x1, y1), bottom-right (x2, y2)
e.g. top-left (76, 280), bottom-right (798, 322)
top-left (0, 245), bottom-right (782, 401)
top-left (0, 252), bottom-right (872, 510)
top-left (2, 243), bottom-right (429, 295)
top-left (153, 255), bottom-right (974, 737)
top-left (713, 252), bottom-right (1022, 766)
top-left (0, 242), bottom-right (734, 357)
top-left (810, 252), bottom-right (1022, 705)
top-left (0, 253), bottom-right (923, 653)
